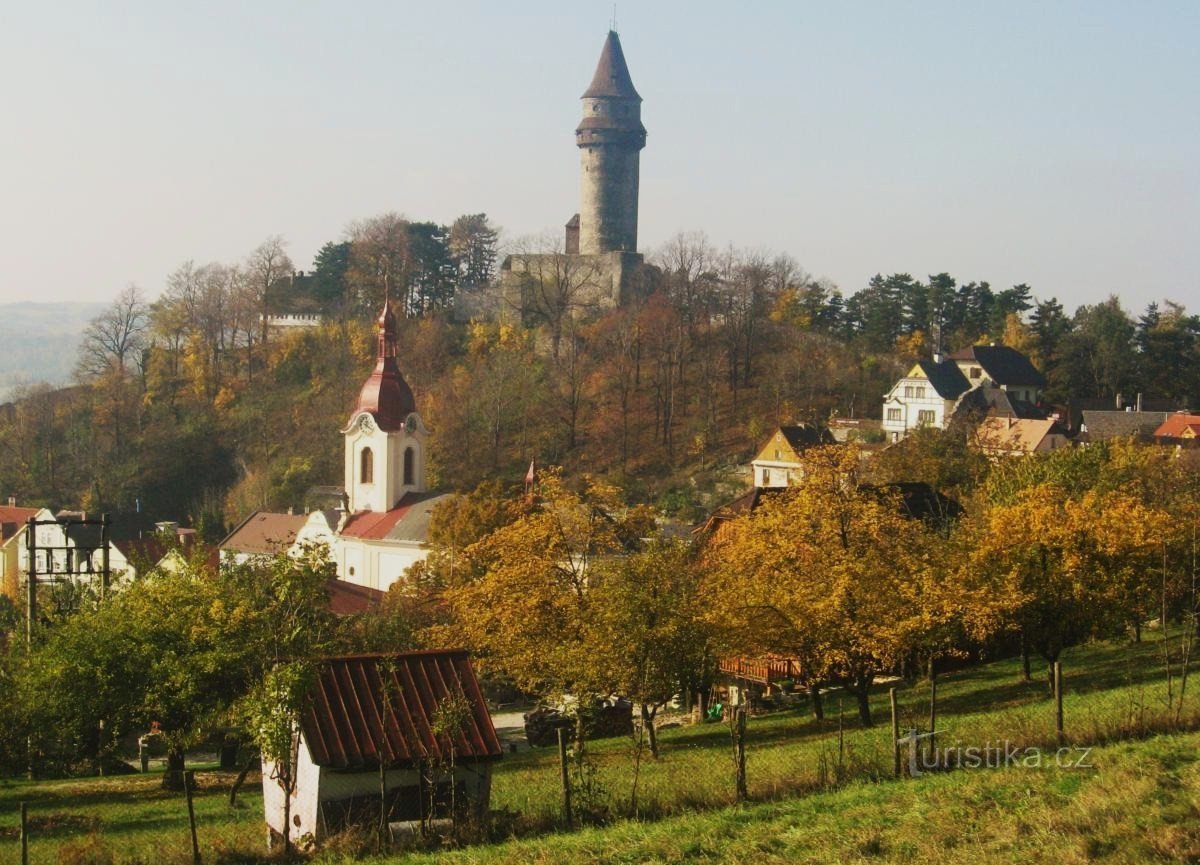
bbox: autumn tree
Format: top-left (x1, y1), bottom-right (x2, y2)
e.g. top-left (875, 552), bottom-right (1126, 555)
top-left (704, 445), bottom-right (954, 726)
top-left (591, 538), bottom-right (710, 757)
top-left (438, 471), bottom-right (654, 723)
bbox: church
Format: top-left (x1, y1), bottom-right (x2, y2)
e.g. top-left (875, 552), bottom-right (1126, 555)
top-left (220, 296), bottom-right (452, 592)
top-left (221, 30), bottom-right (649, 591)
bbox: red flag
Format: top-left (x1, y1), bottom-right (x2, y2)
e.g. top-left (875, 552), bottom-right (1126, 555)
top-left (524, 459), bottom-right (535, 486)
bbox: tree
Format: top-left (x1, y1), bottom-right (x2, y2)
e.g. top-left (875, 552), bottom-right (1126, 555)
top-left (347, 212), bottom-right (410, 316)
top-left (704, 445), bottom-right (951, 726)
top-left (591, 538), bottom-right (709, 757)
top-left (311, 241), bottom-right (352, 313)
top-left (438, 470), bottom-right (654, 714)
top-left (76, 284), bottom-right (150, 380)
top-left (244, 236), bottom-right (294, 349)
top-left (449, 213), bottom-right (499, 289)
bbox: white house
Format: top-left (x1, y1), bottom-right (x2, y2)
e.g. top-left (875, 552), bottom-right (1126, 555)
top-left (881, 358), bottom-right (971, 442)
top-left (262, 651), bottom-right (502, 846)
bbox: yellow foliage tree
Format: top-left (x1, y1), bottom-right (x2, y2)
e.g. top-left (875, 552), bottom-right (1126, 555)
top-left (703, 445), bottom-right (959, 726)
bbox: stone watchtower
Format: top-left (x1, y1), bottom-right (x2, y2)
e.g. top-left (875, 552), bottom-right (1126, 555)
top-left (576, 31), bottom-right (646, 255)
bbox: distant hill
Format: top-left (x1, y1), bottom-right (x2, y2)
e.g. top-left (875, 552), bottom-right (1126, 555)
top-left (0, 302), bottom-right (104, 403)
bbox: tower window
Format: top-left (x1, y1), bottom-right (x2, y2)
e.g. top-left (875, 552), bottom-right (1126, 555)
top-left (403, 447), bottom-right (414, 486)
top-left (360, 448), bottom-right (374, 484)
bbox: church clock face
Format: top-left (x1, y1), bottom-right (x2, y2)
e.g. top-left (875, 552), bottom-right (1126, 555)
top-left (358, 413), bottom-right (375, 434)
top-left (404, 413), bottom-right (418, 434)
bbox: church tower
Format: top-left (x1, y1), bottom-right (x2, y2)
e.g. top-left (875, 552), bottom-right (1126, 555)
top-left (342, 298), bottom-right (428, 513)
top-left (576, 30), bottom-right (646, 255)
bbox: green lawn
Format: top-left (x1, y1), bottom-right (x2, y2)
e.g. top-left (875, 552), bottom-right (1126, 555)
top-left (2, 630), bottom-right (1198, 863)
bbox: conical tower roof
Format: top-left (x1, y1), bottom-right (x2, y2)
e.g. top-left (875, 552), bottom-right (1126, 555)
top-left (582, 31), bottom-right (641, 100)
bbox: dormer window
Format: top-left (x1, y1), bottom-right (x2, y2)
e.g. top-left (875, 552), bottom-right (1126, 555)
top-left (360, 448), bottom-right (374, 484)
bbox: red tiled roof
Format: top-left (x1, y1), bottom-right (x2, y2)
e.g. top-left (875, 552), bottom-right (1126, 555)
top-left (1154, 413), bottom-right (1200, 439)
top-left (326, 578), bottom-right (385, 616)
top-left (0, 506), bottom-right (39, 542)
top-left (339, 493), bottom-right (423, 540)
top-left (300, 651), bottom-right (503, 769)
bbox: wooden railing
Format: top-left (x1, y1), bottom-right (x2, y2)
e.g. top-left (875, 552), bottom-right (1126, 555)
top-left (719, 656), bottom-right (803, 686)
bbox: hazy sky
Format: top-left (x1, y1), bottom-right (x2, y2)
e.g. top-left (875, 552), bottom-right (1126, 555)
top-left (1, 1), bottom-right (1197, 313)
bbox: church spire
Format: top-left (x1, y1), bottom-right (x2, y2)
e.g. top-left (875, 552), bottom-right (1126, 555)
top-left (348, 296), bottom-right (415, 432)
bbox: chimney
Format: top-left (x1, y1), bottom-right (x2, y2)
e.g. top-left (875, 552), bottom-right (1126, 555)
top-left (1115, 392), bottom-right (1123, 410)
top-left (1136, 393), bottom-right (1143, 413)
top-left (6, 496), bottom-right (14, 507)
top-left (932, 351), bottom-right (943, 364)
top-left (287, 507), bottom-right (295, 516)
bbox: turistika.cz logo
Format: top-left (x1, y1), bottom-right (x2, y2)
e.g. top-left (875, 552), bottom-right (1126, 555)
top-left (898, 730), bottom-right (1095, 777)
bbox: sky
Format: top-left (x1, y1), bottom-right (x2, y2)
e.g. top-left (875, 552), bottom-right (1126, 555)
top-left (1, 1), bottom-right (1197, 313)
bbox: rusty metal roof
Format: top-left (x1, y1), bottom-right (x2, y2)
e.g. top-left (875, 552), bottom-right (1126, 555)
top-left (300, 651), bottom-right (503, 769)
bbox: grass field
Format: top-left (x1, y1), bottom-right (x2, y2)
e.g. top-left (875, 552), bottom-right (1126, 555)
top-left (2, 630), bottom-right (1198, 863)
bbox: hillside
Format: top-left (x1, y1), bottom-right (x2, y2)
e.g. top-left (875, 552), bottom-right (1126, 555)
top-left (0, 301), bottom-right (102, 402)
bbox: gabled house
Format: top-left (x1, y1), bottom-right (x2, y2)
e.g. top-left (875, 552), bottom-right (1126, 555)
top-left (750, 424), bottom-right (836, 488)
top-left (218, 511), bottom-right (308, 567)
top-left (947, 344), bottom-right (1045, 406)
top-left (0, 501), bottom-right (50, 602)
top-left (262, 650), bottom-right (502, 845)
top-left (1077, 410), bottom-right (1170, 443)
top-left (881, 359), bottom-right (971, 442)
top-left (1152, 413), bottom-right (1200, 442)
top-left (974, 417), bottom-right (1068, 457)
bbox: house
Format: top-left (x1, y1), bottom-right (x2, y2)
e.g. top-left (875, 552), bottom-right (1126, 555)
top-left (0, 501), bottom-right (49, 602)
top-left (882, 345), bottom-right (1048, 443)
top-left (974, 417), bottom-right (1069, 457)
top-left (1077, 410), bottom-right (1170, 443)
top-left (881, 358), bottom-right (971, 442)
top-left (218, 511), bottom-right (308, 567)
top-left (947, 344), bottom-right (1045, 406)
top-left (1152, 413), bottom-right (1200, 442)
top-left (262, 650), bottom-right (503, 845)
top-left (217, 298), bottom-right (453, 592)
top-left (750, 424), bottom-right (836, 488)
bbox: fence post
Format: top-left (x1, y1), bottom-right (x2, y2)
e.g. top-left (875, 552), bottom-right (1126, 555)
top-left (20, 802), bottom-right (28, 865)
top-left (890, 687), bottom-right (901, 779)
top-left (928, 667), bottom-right (938, 763)
top-left (184, 770), bottom-right (201, 864)
top-left (734, 706), bottom-right (748, 802)
top-left (1054, 661), bottom-right (1064, 744)
top-left (557, 727), bottom-right (573, 828)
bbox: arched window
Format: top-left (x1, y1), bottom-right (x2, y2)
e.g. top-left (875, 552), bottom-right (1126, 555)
top-left (360, 447), bottom-right (374, 484)
top-left (403, 447), bottom-right (414, 486)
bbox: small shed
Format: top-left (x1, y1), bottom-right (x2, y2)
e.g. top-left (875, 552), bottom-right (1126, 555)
top-left (262, 650), bottom-right (502, 844)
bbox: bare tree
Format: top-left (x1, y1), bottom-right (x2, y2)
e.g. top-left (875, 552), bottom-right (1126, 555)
top-left (245, 236), bottom-right (294, 348)
top-left (76, 284), bottom-right (150, 380)
top-left (507, 233), bottom-right (604, 359)
top-left (346, 213), bottom-right (410, 316)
